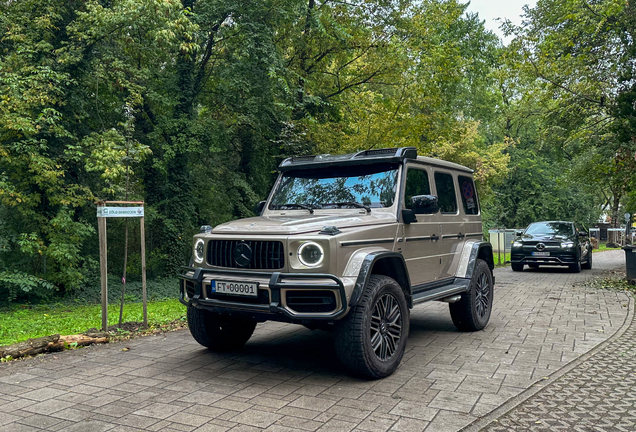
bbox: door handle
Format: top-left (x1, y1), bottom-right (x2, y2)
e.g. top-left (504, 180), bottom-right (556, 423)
top-left (457, 233), bottom-right (465, 239)
top-left (431, 234), bottom-right (439, 241)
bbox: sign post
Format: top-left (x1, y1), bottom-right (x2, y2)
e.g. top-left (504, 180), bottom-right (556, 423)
top-left (96, 201), bottom-right (146, 331)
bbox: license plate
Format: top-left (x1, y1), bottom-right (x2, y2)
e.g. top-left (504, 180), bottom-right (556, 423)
top-left (532, 252), bottom-right (550, 256)
top-left (210, 280), bottom-right (258, 297)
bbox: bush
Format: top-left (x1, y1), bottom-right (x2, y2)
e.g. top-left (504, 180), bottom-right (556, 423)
top-left (0, 271), bottom-right (57, 302)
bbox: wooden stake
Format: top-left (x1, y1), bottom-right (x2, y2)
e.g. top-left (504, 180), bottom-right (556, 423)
top-left (98, 215), bottom-right (108, 331)
top-left (140, 215), bottom-right (147, 328)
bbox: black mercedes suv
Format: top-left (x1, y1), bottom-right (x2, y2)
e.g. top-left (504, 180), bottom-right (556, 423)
top-left (510, 221), bottom-right (592, 273)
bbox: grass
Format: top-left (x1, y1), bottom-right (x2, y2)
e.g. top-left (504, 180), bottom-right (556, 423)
top-left (593, 243), bottom-right (622, 253)
top-left (492, 252), bottom-right (511, 267)
top-left (0, 298), bottom-right (185, 346)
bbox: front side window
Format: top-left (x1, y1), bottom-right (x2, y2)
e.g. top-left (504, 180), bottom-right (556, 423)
top-left (434, 172), bottom-right (458, 214)
top-left (269, 163), bottom-right (399, 210)
top-left (458, 175), bottom-right (479, 215)
top-left (404, 168), bottom-right (431, 209)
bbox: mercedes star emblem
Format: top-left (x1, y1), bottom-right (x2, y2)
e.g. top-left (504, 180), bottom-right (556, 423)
top-left (233, 242), bottom-right (252, 268)
top-left (536, 242), bottom-right (546, 251)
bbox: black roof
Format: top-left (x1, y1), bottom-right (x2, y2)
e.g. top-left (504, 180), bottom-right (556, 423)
top-left (278, 147), bottom-right (418, 172)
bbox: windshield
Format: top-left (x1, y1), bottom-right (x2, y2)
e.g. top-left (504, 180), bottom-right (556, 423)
top-left (525, 222), bottom-right (573, 236)
top-left (269, 163), bottom-right (399, 210)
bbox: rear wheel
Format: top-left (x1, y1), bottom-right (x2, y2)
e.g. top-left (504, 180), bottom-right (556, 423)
top-left (511, 263), bottom-right (524, 272)
top-left (334, 275), bottom-right (409, 379)
top-left (187, 306), bottom-right (256, 351)
top-left (449, 259), bottom-right (493, 331)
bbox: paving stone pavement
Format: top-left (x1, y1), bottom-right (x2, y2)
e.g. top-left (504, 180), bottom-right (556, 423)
top-left (0, 250), bottom-right (630, 432)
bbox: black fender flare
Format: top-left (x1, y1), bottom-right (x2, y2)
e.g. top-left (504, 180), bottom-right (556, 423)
top-left (457, 241), bottom-right (494, 281)
top-left (349, 251), bottom-right (412, 308)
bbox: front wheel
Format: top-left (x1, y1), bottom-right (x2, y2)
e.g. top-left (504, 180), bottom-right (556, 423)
top-left (569, 259), bottom-right (582, 273)
top-left (334, 275), bottom-right (409, 380)
top-left (187, 306), bottom-right (256, 352)
top-left (582, 251), bottom-right (592, 269)
top-left (511, 263), bottom-right (524, 272)
top-left (449, 259), bottom-right (493, 331)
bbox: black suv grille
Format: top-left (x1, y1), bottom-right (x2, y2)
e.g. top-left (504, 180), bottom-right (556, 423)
top-left (524, 241), bottom-right (561, 247)
top-left (207, 240), bottom-right (285, 269)
top-left (286, 290), bottom-right (337, 313)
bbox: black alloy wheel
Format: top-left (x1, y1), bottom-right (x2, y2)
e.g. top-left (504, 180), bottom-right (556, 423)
top-left (450, 259), bottom-right (493, 331)
top-left (334, 275), bottom-right (409, 379)
top-left (474, 272), bottom-right (490, 321)
top-left (370, 293), bottom-right (403, 362)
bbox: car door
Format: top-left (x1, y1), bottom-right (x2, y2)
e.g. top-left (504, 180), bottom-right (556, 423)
top-left (400, 165), bottom-right (441, 285)
top-left (434, 171), bottom-right (464, 280)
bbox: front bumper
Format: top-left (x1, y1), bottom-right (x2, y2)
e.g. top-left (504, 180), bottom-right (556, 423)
top-left (178, 266), bottom-right (349, 322)
top-left (511, 250), bottom-right (577, 266)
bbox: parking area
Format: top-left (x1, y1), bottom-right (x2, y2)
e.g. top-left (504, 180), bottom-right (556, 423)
top-left (0, 250), bottom-right (631, 432)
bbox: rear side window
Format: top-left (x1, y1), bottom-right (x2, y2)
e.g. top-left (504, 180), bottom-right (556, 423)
top-left (404, 168), bottom-right (431, 209)
top-left (458, 175), bottom-right (479, 215)
top-left (434, 172), bottom-right (457, 214)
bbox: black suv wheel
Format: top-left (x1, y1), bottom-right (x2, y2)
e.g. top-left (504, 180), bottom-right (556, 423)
top-left (569, 259), bottom-right (582, 273)
top-left (187, 306), bottom-right (256, 351)
top-left (511, 263), bottom-right (524, 272)
top-left (334, 275), bottom-right (409, 379)
top-left (582, 251), bottom-right (592, 269)
top-left (449, 259), bottom-right (493, 331)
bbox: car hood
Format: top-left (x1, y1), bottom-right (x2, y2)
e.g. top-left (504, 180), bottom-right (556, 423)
top-left (211, 212), bottom-right (397, 235)
top-left (520, 233), bottom-right (574, 242)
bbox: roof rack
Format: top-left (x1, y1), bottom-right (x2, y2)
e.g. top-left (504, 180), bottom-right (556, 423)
top-left (279, 147), bottom-right (418, 171)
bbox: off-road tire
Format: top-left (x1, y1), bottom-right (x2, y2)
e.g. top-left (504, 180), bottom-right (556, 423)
top-left (511, 263), bottom-right (524, 272)
top-left (187, 306), bottom-right (256, 351)
top-left (582, 251), bottom-right (592, 269)
top-left (569, 259), bottom-right (582, 273)
top-left (334, 275), bottom-right (409, 380)
top-left (449, 259), bottom-right (493, 331)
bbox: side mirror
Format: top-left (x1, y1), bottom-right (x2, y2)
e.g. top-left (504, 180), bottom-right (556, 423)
top-left (515, 230), bottom-right (524, 237)
top-left (254, 200), bottom-right (266, 215)
top-left (402, 209), bottom-right (417, 224)
top-left (411, 195), bottom-right (439, 215)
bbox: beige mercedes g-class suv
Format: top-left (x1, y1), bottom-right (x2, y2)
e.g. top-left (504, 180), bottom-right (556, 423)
top-left (179, 147), bottom-right (494, 379)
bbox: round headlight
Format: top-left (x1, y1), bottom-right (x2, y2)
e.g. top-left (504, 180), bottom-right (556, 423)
top-left (298, 242), bottom-right (324, 267)
top-left (194, 239), bottom-right (205, 263)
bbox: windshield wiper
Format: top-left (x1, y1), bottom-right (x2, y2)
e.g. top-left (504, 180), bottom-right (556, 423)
top-left (322, 202), bottom-right (371, 213)
top-left (277, 203), bottom-right (314, 214)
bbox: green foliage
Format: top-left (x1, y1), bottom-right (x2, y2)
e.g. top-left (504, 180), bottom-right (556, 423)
top-left (498, 0), bottom-right (636, 227)
top-left (2, 0), bottom-right (631, 298)
top-left (0, 271), bottom-right (56, 302)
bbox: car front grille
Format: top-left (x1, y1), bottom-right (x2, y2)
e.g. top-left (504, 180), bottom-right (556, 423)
top-left (286, 290), bottom-right (337, 313)
top-left (523, 241), bottom-right (561, 248)
top-left (207, 240), bottom-right (285, 270)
